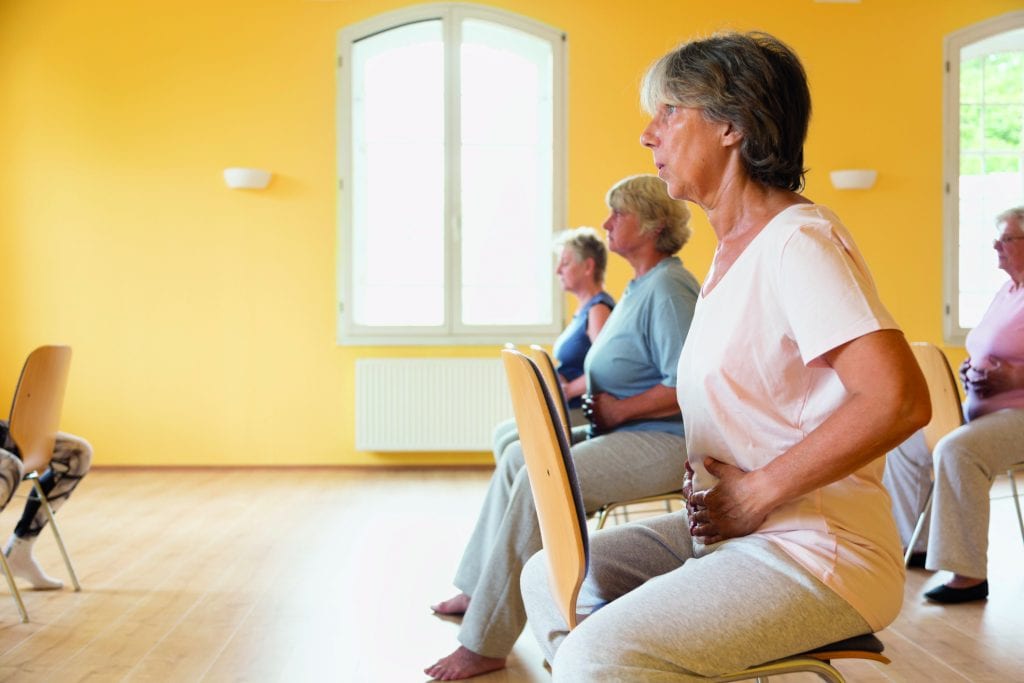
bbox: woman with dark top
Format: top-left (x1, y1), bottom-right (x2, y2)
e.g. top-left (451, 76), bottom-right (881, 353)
top-left (491, 227), bottom-right (613, 463)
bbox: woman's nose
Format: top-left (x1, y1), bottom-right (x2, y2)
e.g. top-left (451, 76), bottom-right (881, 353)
top-left (640, 121), bottom-right (657, 148)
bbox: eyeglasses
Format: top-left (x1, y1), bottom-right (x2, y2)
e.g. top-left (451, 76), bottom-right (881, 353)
top-left (994, 235), bottom-right (1024, 247)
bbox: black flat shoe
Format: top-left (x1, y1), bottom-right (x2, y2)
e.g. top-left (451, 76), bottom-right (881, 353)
top-left (924, 580), bottom-right (988, 604)
top-left (907, 552), bottom-right (927, 569)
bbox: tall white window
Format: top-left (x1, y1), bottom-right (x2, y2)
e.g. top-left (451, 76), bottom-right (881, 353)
top-left (337, 4), bottom-right (566, 345)
top-left (944, 12), bottom-right (1024, 343)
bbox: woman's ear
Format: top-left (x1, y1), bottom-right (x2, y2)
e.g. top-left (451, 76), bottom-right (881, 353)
top-left (721, 121), bottom-right (743, 147)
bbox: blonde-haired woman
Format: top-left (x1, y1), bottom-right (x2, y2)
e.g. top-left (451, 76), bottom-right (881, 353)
top-left (427, 174), bottom-right (699, 680)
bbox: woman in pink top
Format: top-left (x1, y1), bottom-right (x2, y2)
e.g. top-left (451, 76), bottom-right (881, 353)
top-left (886, 206), bottom-right (1024, 604)
top-left (519, 32), bottom-right (931, 680)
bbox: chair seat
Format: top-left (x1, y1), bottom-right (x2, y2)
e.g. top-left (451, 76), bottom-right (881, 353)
top-left (806, 633), bottom-right (884, 656)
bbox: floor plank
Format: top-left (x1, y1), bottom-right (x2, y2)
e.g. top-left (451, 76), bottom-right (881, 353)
top-left (0, 468), bottom-right (1020, 682)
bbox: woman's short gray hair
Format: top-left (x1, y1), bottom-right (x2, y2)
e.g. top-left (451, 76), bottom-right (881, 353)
top-left (606, 174), bottom-right (692, 255)
top-left (997, 206), bottom-right (1024, 229)
top-left (640, 31), bottom-right (811, 192)
top-left (554, 226), bottom-right (608, 284)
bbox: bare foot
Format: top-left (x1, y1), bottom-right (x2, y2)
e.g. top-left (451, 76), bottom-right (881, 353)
top-left (431, 592), bottom-right (470, 616)
top-left (424, 646), bottom-right (506, 680)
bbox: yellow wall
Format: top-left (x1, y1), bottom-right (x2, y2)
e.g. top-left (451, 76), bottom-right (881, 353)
top-left (0, 0), bottom-right (1016, 466)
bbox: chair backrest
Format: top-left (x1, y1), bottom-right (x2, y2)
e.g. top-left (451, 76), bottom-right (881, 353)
top-left (910, 342), bottom-right (964, 451)
top-left (526, 345), bottom-right (572, 437)
top-left (501, 348), bottom-right (587, 629)
top-left (7, 346), bottom-right (72, 475)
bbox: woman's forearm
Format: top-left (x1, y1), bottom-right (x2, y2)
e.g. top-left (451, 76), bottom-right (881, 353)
top-left (751, 330), bottom-right (931, 516)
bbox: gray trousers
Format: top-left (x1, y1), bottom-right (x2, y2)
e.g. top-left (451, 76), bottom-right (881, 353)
top-left (453, 429), bottom-right (687, 658)
top-left (521, 512), bottom-right (870, 681)
top-left (491, 410), bottom-right (588, 463)
top-left (885, 408), bottom-right (1024, 577)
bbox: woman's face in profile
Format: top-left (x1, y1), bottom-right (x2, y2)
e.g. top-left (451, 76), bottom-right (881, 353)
top-left (641, 103), bottom-right (733, 202)
top-left (995, 217), bottom-right (1024, 280)
top-left (555, 247), bottom-right (589, 292)
top-left (602, 208), bottom-right (644, 257)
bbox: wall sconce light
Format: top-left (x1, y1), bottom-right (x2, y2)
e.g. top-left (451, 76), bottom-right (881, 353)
top-left (829, 169), bottom-right (877, 190)
top-left (223, 167), bottom-right (272, 190)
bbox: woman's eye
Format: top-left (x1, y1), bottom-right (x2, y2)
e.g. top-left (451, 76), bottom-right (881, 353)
top-left (663, 104), bottom-right (676, 115)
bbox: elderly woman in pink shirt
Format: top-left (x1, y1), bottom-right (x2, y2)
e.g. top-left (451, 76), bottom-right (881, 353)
top-left (885, 205), bottom-right (1024, 604)
top-left (519, 32), bottom-right (930, 681)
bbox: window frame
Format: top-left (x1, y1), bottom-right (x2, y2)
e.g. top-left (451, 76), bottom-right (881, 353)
top-left (943, 10), bottom-right (1024, 345)
top-left (336, 3), bottom-right (568, 346)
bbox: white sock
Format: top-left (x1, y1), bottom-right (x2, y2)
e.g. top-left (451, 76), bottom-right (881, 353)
top-left (3, 534), bottom-right (63, 590)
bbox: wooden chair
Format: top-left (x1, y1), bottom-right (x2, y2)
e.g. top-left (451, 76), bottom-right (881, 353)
top-left (902, 342), bottom-right (967, 566)
top-left (0, 345), bottom-right (81, 622)
top-left (524, 344), bottom-right (683, 530)
top-left (501, 348), bottom-right (889, 682)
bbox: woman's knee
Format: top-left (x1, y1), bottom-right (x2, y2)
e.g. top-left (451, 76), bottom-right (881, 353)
top-left (933, 426), bottom-right (991, 479)
top-left (496, 441), bottom-right (527, 481)
top-left (551, 620), bottom-right (626, 681)
top-left (55, 434), bottom-right (93, 476)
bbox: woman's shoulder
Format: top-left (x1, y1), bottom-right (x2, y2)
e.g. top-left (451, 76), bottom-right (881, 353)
top-left (655, 257), bottom-right (701, 295)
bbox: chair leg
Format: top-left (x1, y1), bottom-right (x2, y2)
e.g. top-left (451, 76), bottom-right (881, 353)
top-left (0, 551), bottom-right (29, 622)
top-left (1009, 468), bottom-right (1024, 547)
top-left (595, 506), bottom-right (611, 530)
top-left (905, 485), bottom-right (933, 567)
top-left (32, 480), bottom-right (81, 592)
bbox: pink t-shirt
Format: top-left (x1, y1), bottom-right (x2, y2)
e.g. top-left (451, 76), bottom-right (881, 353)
top-left (965, 280), bottom-right (1024, 421)
top-left (678, 204), bottom-right (904, 631)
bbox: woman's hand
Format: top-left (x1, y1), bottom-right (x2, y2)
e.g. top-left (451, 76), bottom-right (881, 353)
top-left (581, 392), bottom-right (623, 433)
top-left (686, 458), bottom-right (771, 544)
top-left (966, 356), bottom-right (1024, 398)
top-left (582, 384), bottom-right (679, 435)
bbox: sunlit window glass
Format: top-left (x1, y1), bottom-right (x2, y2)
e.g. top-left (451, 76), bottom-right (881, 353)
top-left (351, 21), bottom-right (445, 326)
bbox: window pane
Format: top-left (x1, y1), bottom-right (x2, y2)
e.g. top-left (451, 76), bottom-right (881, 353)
top-left (351, 21), bottom-right (445, 326)
top-left (984, 51), bottom-right (1024, 101)
top-left (960, 104), bottom-right (982, 150)
top-left (982, 105), bottom-right (1023, 151)
top-left (957, 31), bottom-right (1024, 331)
top-left (459, 18), bottom-right (554, 326)
top-left (960, 57), bottom-right (983, 102)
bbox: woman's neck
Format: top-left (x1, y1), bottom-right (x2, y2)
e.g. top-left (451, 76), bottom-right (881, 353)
top-left (700, 182), bottom-right (807, 296)
top-left (570, 282), bottom-right (603, 305)
top-left (625, 249), bottom-right (667, 278)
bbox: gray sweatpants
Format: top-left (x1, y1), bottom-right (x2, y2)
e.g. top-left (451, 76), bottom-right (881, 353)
top-left (521, 512), bottom-right (871, 682)
top-left (453, 429), bottom-right (687, 658)
top-left (885, 408), bottom-right (1024, 577)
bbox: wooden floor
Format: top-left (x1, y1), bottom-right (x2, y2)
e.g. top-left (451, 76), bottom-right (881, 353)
top-left (0, 467), bottom-right (1021, 682)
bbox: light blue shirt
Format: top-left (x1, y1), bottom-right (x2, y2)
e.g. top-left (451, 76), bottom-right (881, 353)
top-left (584, 256), bottom-right (699, 435)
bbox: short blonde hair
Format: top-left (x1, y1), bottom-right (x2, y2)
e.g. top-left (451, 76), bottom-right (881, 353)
top-left (606, 174), bottom-right (692, 254)
top-left (554, 226), bottom-right (608, 284)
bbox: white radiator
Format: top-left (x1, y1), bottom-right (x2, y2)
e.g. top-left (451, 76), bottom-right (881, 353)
top-left (355, 358), bottom-right (513, 452)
